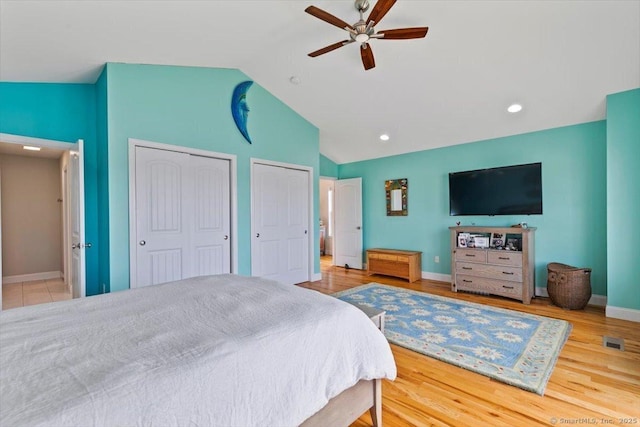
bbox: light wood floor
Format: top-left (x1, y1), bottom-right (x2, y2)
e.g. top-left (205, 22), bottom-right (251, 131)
top-left (2, 278), bottom-right (72, 310)
top-left (304, 257), bottom-right (640, 427)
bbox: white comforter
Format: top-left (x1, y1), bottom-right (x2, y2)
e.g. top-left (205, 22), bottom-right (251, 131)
top-left (0, 275), bottom-right (396, 427)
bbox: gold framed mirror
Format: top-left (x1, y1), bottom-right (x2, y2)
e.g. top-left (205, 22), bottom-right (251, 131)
top-left (385, 178), bottom-right (408, 216)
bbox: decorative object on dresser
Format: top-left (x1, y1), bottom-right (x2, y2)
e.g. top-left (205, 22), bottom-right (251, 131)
top-left (334, 283), bottom-right (572, 395)
top-left (450, 226), bottom-right (536, 304)
top-left (366, 248), bottom-right (422, 283)
top-left (546, 263), bottom-right (592, 310)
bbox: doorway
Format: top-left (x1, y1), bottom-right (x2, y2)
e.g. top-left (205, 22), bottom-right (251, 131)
top-left (319, 177), bottom-right (335, 266)
top-left (0, 134), bottom-right (85, 310)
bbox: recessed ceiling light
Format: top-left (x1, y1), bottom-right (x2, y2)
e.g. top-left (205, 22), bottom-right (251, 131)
top-left (379, 134), bottom-right (390, 141)
top-left (289, 76), bottom-right (301, 85)
top-left (23, 145), bottom-right (41, 151)
top-left (507, 103), bottom-right (523, 113)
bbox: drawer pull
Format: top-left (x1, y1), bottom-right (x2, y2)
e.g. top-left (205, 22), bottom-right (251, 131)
top-left (465, 254), bottom-right (476, 257)
top-left (502, 285), bottom-right (514, 289)
top-left (498, 256), bottom-right (510, 260)
top-left (502, 272), bottom-right (515, 275)
top-left (462, 279), bottom-right (473, 283)
top-left (462, 267), bottom-right (472, 270)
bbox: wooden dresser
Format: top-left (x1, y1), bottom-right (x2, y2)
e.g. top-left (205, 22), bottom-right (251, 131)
top-left (366, 248), bottom-right (422, 283)
top-left (449, 226), bottom-right (536, 304)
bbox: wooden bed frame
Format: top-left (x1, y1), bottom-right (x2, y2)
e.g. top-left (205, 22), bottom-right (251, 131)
top-left (301, 379), bottom-right (382, 427)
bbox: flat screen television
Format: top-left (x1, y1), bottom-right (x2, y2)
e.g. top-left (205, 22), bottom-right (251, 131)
top-left (449, 162), bottom-right (543, 216)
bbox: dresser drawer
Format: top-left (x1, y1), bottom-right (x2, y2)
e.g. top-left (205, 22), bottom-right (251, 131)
top-left (456, 275), bottom-right (523, 298)
top-left (456, 262), bottom-right (523, 282)
top-left (488, 251), bottom-right (523, 267)
top-left (455, 249), bottom-right (487, 263)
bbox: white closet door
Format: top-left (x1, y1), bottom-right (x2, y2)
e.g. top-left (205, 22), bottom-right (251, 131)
top-left (134, 147), bottom-right (232, 288)
top-left (252, 163), bottom-right (282, 280)
top-left (252, 163), bottom-right (309, 285)
top-left (135, 147), bottom-right (191, 287)
top-left (282, 167), bottom-right (309, 284)
top-left (190, 155), bottom-right (231, 276)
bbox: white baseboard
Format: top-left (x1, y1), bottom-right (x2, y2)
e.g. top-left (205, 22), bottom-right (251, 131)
top-left (587, 294), bottom-right (607, 307)
top-left (606, 306), bottom-right (640, 322)
top-left (2, 271), bottom-right (62, 285)
top-left (311, 273), bottom-right (322, 282)
top-left (422, 272), bottom-right (451, 283)
top-left (535, 287), bottom-right (607, 307)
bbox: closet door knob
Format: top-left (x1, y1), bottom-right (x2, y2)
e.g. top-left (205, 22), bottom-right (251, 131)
top-left (224, 235), bottom-right (229, 240)
top-left (139, 240), bottom-right (146, 246)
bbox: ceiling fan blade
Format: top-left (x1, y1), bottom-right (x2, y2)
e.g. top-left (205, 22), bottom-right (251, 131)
top-left (377, 27), bottom-right (429, 39)
top-left (360, 43), bottom-right (376, 70)
top-left (305, 6), bottom-right (354, 31)
top-left (308, 40), bottom-right (354, 57)
top-left (366, 0), bottom-right (397, 26)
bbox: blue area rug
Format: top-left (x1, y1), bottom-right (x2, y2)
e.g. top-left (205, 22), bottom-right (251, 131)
top-left (334, 283), bottom-right (572, 395)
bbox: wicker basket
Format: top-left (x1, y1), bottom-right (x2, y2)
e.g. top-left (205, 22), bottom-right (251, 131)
top-left (547, 262), bottom-right (592, 310)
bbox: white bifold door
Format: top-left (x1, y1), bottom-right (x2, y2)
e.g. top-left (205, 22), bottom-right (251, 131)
top-left (134, 146), bottom-right (231, 288)
top-left (251, 163), bottom-right (310, 285)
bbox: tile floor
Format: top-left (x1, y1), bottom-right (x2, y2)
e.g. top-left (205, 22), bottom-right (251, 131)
top-left (2, 278), bottom-right (72, 310)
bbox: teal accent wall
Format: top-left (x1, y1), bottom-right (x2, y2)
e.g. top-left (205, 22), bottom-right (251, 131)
top-left (105, 63), bottom-right (319, 291)
top-left (0, 82), bottom-right (100, 296)
top-left (320, 154), bottom-right (339, 177)
top-left (606, 88), bottom-right (640, 311)
top-left (339, 121), bottom-right (607, 295)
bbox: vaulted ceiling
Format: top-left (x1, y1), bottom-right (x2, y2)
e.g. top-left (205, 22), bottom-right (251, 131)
top-left (1, 1), bottom-right (638, 163)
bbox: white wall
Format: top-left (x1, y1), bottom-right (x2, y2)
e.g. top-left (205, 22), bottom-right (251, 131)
top-left (1, 154), bottom-right (62, 277)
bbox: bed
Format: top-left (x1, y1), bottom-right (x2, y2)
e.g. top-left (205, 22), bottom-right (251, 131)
top-left (0, 274), bottom-right (396, 426)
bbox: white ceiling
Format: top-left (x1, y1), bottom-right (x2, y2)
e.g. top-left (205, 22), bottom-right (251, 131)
top-left (0, 141), bottom-right (65, 159)
top-left (1, 1), bottom-right (638, 164)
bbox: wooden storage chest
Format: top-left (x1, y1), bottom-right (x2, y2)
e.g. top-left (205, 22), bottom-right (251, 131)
top-left (366, 248), bottom-right (422, 283)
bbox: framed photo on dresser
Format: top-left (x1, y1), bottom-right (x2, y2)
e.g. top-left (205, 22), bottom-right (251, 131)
top-left (491, 232), bottom-right (505, 249)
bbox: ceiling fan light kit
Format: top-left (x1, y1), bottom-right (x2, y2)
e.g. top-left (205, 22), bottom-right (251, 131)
top-left (305, 0), bottom-right (429, 70)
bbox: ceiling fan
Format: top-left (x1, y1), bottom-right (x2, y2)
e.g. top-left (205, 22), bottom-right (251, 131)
top-left (305, 0), bottom-right (429, 70)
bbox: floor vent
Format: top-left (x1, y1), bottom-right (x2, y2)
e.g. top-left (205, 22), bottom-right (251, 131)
top-left (603, 336), bottom-right (625, 351)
